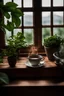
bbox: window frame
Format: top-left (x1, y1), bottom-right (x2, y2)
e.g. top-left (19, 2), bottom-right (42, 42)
top-left (2, 0), bottom-right (64, 53)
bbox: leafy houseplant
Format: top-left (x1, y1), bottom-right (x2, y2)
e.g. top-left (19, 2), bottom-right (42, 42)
top-left (0, 2), bottom-right (23, 31)
top-left (3, 37), bottom-right (18, 67)
top-left (3, 32), bottom-right (26, 67)
top-left (44, 35), bottom-right (62, 61)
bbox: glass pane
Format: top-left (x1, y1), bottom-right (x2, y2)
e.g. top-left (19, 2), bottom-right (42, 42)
top-left (24, 12), bottom-right (33, 26)
top-left (14, 0), bottom-right (22, 7)
top-left (3, 0), bottom-right (12, 4)
top-left (42, 28), bottom-right (51, 45)
top-left (5, 30), bottom-right (11, 45)
top-left (53, 12), bottom-right (63, 25)
top-left (42, 12), bottom-right (51, 25)
top-left (53, 0), bottom-right (63, 6)
top-left (24, 29), bottom-right (34, 45)
top-left (53, 27), bottom-right (64, 38)
top-left (13, 29), bottom-right (22, 35)
top-left (42, 0), bottom-right (51, 7)
top-left (24, 0), bottom-right (32, 7)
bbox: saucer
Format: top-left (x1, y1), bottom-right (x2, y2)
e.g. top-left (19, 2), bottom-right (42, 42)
top-left (25, 60), bottom-right (45, 68)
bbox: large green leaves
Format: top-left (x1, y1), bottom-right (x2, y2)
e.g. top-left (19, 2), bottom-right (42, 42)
top-left (3, 12), bottom-right (10, 19)
top-left (0, 72), bottom-right (9, 85)
top-left (12, 16), bottom-right (21, 27)
top-left (4, 21), bottom-right (14, 31)
top-left (0, 2), bottom-right (23, 31)
top-left (6, 2), bottom-right (18, 8)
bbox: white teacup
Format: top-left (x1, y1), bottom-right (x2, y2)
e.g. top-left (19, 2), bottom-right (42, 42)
top-left (28, 54), bottom-right (42, 66)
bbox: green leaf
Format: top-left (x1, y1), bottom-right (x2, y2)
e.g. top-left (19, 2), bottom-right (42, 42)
top-left (5, 21), bottom-right (14, 31)
top-left (12, 17), bottom-right (20, 27)
top-left (15, 9), bottom-right (23, 16)
top-left (3, 12), bottom-right (10, 19)
top-left (11, 9), bottom-right (23, 18)
top-left (7, 7), bottom-right (16, 12)
top-left (6, 2), bottom-right (18, 8)
top-left (0, 72), bottom-right (9, 85)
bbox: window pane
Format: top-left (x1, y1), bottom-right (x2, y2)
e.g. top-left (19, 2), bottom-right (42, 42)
top-left (24, 0), bottom-right (32, 7)
top-left (53, 28), bottom-right (64, 38)
top-left (42, 12), bottom-right (51, 25)
top-left (53, 12), bottom-right (63, 25)
top-left (3, 0), bottom-right (12, 4)
top-left (42, 28), bottom-right (51, 45)
top-left (13, 29), bottom-right (22, 35)
top-left (42, 0), bottom-right (51, 7)
top-left (14, 0), bottom-right (22, 7)
top-left (19, 17), bottom-right (22, 26)
top-left (24, 29), bottom-right (34, 45)
top-left (24, 12), bottom-right (33, 26)
top-left (53, 0), bottom-right (63, 6)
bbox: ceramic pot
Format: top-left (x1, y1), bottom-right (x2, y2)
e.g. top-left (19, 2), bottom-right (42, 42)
top-left (8, 56), bottom-right (17, 67)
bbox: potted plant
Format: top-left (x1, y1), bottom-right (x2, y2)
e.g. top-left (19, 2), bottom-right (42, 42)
top-left (3, 37), bottom-right (18, 67)
top-left (3, 32), bottom-right (26, 67)
top-left (44, 35), bottom-right (62, 61)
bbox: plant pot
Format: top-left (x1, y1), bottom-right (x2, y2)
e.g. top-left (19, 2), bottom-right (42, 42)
top-left (44, 46), bottom-right (59, 61)
top-left (53, 52), bottom-right (64, 66)
top-left (8, 56), bottom-right (17, 67)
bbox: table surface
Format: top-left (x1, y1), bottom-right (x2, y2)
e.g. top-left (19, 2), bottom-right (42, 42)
top-left (0, 56), bottom-right (56, 69)
top-left (1, 56), bottom-right (64, 86)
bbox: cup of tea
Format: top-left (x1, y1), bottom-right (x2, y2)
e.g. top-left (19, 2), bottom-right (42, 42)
top-left (28, 54), bottom-right (42, 66)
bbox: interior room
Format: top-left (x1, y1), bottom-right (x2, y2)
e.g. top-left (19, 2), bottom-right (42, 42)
top-left (0, 0), bottom-right (64, 96)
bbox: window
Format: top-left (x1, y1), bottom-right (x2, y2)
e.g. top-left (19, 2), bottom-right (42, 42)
top-left (4, 0), bottom-right (34, 46)
top-left (3, 0), bottom-right (64, 52)
top-left (42, 0), bottom-right (64, 47)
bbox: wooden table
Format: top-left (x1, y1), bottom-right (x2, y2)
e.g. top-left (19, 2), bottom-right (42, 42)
top-left (0, 56), bottom-right (64, 86)
top-left (0, 56), bottom-right (56, 68)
